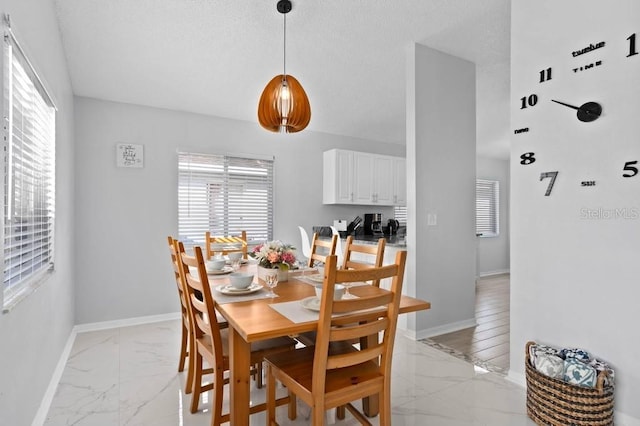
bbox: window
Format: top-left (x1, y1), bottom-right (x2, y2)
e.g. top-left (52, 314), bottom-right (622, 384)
top-left (2, 21), bottom-right (56, 311)
top-left (393, 206), bottom-right (407, 226)
top-left (178, 152), bottom-right (274, 246)
top-left (476, 179), bottom-right (499, 237)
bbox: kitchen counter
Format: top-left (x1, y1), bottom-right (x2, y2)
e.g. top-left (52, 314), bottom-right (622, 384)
top-left (321, 234), bottom-right (406, 248)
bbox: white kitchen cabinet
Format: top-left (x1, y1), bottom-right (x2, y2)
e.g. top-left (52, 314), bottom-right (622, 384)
top-left (393, 157), bottom-right (406, 206)
top-left (323, 149), bottom-right (354, 204)
top-left (323, 149), bottom-right (401, 206)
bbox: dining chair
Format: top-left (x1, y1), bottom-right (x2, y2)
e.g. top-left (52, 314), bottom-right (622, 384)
top-left (342, 236), bottom-right (386, 288)
top-left (329, 225), bottom-right (344, 266)
top-left (264, 251), bottom-right (407, 426)
top-left (167, 236), bottom-right (194, 393)
top-left (167, 236), bottom-right (230, 395)
top-left (297, 226), bottom-right (312, 261)
top-left (205, 230), bottom-right (248, 260)
top-left (174, 240), bottom-right (297, 425)
top-left (307, 232), bottom-right (338, 268)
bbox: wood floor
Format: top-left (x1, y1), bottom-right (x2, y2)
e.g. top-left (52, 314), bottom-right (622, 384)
top-left (430, 273), bottom-right (510, 372)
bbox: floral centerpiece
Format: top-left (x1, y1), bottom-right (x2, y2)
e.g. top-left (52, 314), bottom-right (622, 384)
top-left (251, 240), bottom-right (297, 281)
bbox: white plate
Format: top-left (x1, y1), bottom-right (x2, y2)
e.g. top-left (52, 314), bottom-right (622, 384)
top-left (207, 266), bottom-right (234, 275)
top-left (306, 274), bottom-right (324, 283)
top-left (215, 283), bottom-right (263, 295)
top-left (300, 296), bottom-right (321, 311)
top-left (225, 258), bottom-right (248, 265)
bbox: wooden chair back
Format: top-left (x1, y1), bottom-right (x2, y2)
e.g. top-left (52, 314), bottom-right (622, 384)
top-left (307, 232), bottom-right (338, 268)
top-left (205, 230), bottom-right (248, 260)
top-left (341, 236), bottom-right (386, 287)
top-left (167, 236), bottom-right (190, 324)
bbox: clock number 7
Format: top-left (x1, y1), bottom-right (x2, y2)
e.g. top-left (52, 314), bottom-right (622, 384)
top-left (540, 171), bottom-right (558, 196)
top-left (623, 160), bottom-right (638, 177)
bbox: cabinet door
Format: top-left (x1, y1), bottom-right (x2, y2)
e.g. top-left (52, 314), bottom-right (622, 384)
top-left (323, 149), bottom-right (354, 204)
top-left (353, 152), bottom-right (374, 204)
top-left (373, 155), bottom-right (394, 205)
top-left (393, 157), bottom-right (406, 206)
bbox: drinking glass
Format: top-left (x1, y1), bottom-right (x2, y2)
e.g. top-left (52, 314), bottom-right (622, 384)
top-left (264, 270), bottom-right (278, 297)
top-left (230, 258), bottom-right (241, 271)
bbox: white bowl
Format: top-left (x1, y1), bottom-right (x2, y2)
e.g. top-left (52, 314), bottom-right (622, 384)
top-left (229, 272), bottom-right (254, 289)
top-left (228, 252), bottom-right (243, 261)
top-left (315, 284), bottom-right (345, 301)
top-left (206, 259), bottom-right (226, 271)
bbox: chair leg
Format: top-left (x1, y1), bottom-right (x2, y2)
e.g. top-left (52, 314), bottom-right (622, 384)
top-left (336, 405), bottom-right (346, 419)
top-left (184, 328), bottom-right (195, 394)
top-left (190, 350), bottom-right (203, 413)
top-left (287, 389), bottom-right (297, 420)
top-left (178, 320), bottom-right (188, 372)
top-left (256, 361), bottom-right (263, 389)
top-left (380, 388), bottom-right (391, 426)
top-left (210, 367), bottom-right (224, 426)
top-left (266, 364), bottom-right (277, 426)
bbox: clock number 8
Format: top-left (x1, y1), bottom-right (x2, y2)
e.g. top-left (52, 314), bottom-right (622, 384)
top-left (520, 152), bottom-right (536, 165)
top-left (520, 94), bottom-right (538, 109)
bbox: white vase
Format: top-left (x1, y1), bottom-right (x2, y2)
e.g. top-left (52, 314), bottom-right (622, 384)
top-left (257, 266), bottom-right (288, 282)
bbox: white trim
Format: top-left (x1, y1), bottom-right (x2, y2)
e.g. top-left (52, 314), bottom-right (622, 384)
top-left (413, 318), bottom-right (477, 340)
top-left (478, 269), bottom-right (510, 278)
top-left (74, 312), bottom-right (180, 334)
top-left (506, 369), bottom-right (526, 388)
top-left (31, 328), bottom-right (77, 426)
top-left (31, 312), bottom-right (181, 426)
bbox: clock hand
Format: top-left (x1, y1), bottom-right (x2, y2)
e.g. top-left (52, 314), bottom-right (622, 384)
top-left (551, 99), bottom-right (580, 110)
top-left (551, 100), bottom-right (602, 122)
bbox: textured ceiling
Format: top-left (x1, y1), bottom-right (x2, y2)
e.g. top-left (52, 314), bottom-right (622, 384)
top-left (53, 0), bottom-right (511, 158)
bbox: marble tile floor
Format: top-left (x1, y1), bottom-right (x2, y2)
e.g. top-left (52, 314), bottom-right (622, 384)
top-left (43, 320), bottom-right (536, 426)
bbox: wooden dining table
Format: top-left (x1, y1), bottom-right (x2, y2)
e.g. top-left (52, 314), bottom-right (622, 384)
top-left (213, 265), bottom-right (431, 426)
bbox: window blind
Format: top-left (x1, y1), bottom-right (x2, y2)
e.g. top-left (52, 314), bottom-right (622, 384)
top-left (178, 152), bottom-right (274, 246)
top-left (2, 25), bottom-right (56, 308)
top-left (476, 179), bottom-right (499, 237)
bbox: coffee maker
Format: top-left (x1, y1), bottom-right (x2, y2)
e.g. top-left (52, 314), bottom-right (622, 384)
top-left (363, 213), bottom-right (383, 235)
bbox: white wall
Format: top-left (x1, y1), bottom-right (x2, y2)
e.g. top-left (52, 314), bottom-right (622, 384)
top-left (73, 97), bottom-right (404, 324)
top-left (0, 1), bottom-right (76, 425)
top-left (406, 44), bottom-right (477, 338)
top-left (510, 1), bottom-right (640, 421)
top-left (476, 157), bottom-right (510, 276)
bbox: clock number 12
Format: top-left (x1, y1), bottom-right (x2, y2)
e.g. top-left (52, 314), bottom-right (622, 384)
top-left (540, 171), bottom-right (558, 196)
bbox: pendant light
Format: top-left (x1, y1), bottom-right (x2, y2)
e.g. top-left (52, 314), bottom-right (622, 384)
top-left (258, 0), bottom-right (311, 133)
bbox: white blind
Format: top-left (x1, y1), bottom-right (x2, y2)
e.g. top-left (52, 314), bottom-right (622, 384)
top-left (394, 206), bottom-right (407, 225)
top-left (178, 152), bottom-right (274, 245)
top-left (2, 27), bottom-right (56, 306)
top-left (476, 179), bottom-right (499, 237)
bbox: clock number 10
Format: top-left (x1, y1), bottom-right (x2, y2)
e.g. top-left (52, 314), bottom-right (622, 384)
top-left (520, 94), bottom-right (538, 109)
top-left (540, 171), bottom-right (558, 196)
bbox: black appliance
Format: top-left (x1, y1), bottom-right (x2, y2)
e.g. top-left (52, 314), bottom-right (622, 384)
top-left (346, 216), bottom-right (362, 235)
top-left (364, 213), bottom-right (383, 236)
top-left (383, 219), bottom-right (400, 235)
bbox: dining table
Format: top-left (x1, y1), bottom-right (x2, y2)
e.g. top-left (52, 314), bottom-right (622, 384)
top-left (211, 263), bottom-right (431, 426)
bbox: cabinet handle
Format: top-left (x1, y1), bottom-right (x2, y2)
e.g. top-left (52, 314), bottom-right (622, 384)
top-left (351, 193), bottom-right (354, 202)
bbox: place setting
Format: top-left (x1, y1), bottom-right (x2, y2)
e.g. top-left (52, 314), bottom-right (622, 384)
top-left (213, 272), bottom-right (275, 304)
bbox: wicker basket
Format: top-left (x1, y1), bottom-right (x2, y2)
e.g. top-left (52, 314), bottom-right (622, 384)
top-left (525, 341), bottom-right (614, 426)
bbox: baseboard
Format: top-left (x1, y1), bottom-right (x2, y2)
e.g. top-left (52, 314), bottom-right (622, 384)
top-left (478, 269), bottom-right (510, 278)
top-left (31, 312), bottom-right (181, 426)
top-left (74, 311), bottom-right (180, 334)
top-left (413, 318), bottom-right (477, 340)
top-left (31, 328), bottom-right (78, 426)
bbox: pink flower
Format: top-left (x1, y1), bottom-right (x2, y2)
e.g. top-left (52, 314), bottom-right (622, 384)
top-left (267, 252), bottom-right (280, 264)
top-left (281, 252), bottom-right (296, 265)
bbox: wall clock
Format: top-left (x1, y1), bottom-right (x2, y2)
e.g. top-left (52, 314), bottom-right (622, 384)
top-left (513, 32), bottom-right (639, 196)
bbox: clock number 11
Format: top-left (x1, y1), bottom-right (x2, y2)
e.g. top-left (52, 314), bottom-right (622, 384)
top-left (540, 171), bottom-right (558, 196)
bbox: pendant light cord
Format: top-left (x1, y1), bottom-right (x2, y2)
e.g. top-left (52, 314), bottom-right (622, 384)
top-left (282, 12), bottom-right (287, 78)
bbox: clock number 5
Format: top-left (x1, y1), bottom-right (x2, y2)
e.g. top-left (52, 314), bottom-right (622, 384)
top-left (623, 160), bottom-right (638, 177)
top-left (540, 171), bottom-right (558, 196)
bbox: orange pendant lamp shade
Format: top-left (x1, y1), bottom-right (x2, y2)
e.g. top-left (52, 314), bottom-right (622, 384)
top-left (258, 74), bottom-right (310, 133)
